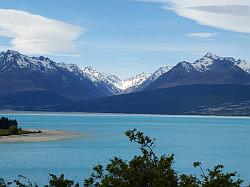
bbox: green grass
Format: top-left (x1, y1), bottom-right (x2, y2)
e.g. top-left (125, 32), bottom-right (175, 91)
top-left (0, 129), bottom-right (41, 137)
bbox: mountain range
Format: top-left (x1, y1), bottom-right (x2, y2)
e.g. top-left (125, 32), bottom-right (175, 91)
top-left (0, 50), bottom-right (170, 103)
top-left (0, 50), bottom-right (250, 115)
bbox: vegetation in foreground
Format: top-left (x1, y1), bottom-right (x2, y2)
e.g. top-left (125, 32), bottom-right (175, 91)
top-left (0, 117), bottom-right (41, 137)
top-left (0, 129), bottom-right (247, 187)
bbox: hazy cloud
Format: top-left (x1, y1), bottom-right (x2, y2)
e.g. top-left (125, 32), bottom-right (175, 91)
top-left (187, 32), bottom-right (217, 38)
top-left (138, 0), bottom-right (250, 33)
top-left (0, 9), bottom-right (84, 55)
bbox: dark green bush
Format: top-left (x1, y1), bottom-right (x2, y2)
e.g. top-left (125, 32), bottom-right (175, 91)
top-left (9, 125), bottom-right (18, 135)
top-left (46, 173), bottom-right (79, 187)
top-left (84, 129), bottom-right (244, 187)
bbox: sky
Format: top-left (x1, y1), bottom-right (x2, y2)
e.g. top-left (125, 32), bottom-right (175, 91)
top-left (1, 0), bottom-right (250, 78)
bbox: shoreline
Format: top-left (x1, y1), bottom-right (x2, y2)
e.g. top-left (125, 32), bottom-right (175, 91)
top-left (0, 110), bottom-right (250, 119)
top-left (0, 129), bottom-right (80, 143)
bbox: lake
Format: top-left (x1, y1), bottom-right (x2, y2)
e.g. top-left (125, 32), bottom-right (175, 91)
top-left (0, 113), bottom-right (250, 185)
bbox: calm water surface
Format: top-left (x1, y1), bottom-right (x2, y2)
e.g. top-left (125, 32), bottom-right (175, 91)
top-left (0, 113), bottom-right (250, 185)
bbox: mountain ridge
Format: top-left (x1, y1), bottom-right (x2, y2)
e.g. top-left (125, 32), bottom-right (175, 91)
top-left (0, 50), bottom-right (117, 101)
top-left (145, 53), bottom-right (250, 90)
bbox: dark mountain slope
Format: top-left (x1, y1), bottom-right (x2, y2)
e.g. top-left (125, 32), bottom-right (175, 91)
top-left (60, 84), bottom-right (250, 116)
top-left (0, 90), bottom-right (72, 110)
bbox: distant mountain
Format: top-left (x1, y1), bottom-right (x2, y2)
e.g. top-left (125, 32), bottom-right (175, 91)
top-left (81, 67), bottom-right (150, 94)
top-left (145, 53), bottom-right (250, 90)
top-left (0, 50), bottom-right (118, 102)
top-left (0, 50), bottom-right (167, 106)
top-left (120, 72), bottom-right (150, 93)
top-left (115, 66), bottom-right (171, 93)
top-left (60, 84), bottom-right (250, 116)
top-left (133, 66), bottom-right (172, 92)
top-left (81, 66), bottom-right (121, 94)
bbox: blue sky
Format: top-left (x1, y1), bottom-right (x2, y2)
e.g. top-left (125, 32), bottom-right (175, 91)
top-left (1, 0), bottom-right (250, 78)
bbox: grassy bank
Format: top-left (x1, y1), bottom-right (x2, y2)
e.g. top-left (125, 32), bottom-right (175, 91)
top-left (0, 129), bottom-right (41, 137)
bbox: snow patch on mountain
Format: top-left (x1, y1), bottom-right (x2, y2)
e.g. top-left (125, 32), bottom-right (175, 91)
top-left (179, 61), bottom-right (195, 72)
top-left (82, 66), bottom-right (106, 82)
top-left (148, 66), bottom-right (172, 81)
top-left (191, 52), bottom-right (250, 74)
top-left (236, 60), bottom-right (250, 74)
top-left (81, 67), bottom-right (151, 92)
top-left (192, 53), bottom-right (219, 72)
top-left (0, 50), bottom-right (78, 73)
top-left (119, 73), bottom-right (150, 90)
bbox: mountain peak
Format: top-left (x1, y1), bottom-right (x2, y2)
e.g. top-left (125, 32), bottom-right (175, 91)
top-left (177, 61), bottom-right (194, 72)
top-left (5, 50), bottom-right (21, 55)
top-left (192, 53), bottom-right (220, 72)
top-left (82, 66), bottom-right (97, 74)
top-left (1, 50), bottom-right (23, 59)
top-left (203, 52), bottom-right (218, 59)
top-left (36, 56), bottom-right (50, 61)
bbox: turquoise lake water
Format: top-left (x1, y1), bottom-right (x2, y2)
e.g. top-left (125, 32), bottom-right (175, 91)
top-left (0, 113), bottom-right (250, 185)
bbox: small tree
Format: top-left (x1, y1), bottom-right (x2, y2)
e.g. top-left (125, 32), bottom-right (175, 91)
top-left (0, 117), bottom-right (18, 129)
top-left (9, 125), bottom-right (18, 135)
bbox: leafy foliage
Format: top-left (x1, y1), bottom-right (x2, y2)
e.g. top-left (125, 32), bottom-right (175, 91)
top-left (0, 178), bottom-right (7, 187)
top-left (0, 175), bottom-right (38, 187)
top-left (46, 173), bottom-right (79, 187)
top-left (0, 117), bottom-right (18, 129)
top-left (84, 129), bottom-right (244, 187)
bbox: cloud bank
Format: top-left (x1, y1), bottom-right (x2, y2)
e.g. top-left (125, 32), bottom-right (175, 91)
top-left (138, 0), bottom-right (250, 34)
top-left (0, 9), bottom-right (84, 55)
top-left (187, 32), bottom-right (217, 38)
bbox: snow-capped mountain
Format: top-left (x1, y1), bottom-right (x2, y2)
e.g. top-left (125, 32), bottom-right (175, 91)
top-left (81, 66), bottom-right (121, 94)
top-left (192, 52), bottom-right (219, 72)
top-left (79, 66), bottom-right (172, 94)
top-left (131, 66), bottom-right (172, 92)
top-left (0, 50), bottom-right (81, 75)
top-left (0, 50), bottom-right (166, 99)
top-left (0, 50), bottom-right (119, 101)
top-left (148, 66), bottom-right (172, 81)
top-left (1, 50), bottom-right (250, 107)
top-left (235, 59), bottom-right (250, 74)
top-left (119, 72), bottom-right (150, 91)
top-left (145, 53), bottom-right (250, 90)
top-left (192, 52), bottom-right (250, 73)
top-left (81, 67), bottom-right (150, 93)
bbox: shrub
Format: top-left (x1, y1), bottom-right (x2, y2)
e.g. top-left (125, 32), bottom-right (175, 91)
top-left (9, 125), bottom-right (18, 135)
top-left (84, 129), bottom-right (244, 187)
top-left (0, 178), bottom-right (7, 187)
top-left (47, 173), bottom-right (79, 187)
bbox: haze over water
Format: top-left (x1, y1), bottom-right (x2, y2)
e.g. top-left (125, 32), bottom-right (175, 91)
top-left (0, 113), bottom-right (250, 185)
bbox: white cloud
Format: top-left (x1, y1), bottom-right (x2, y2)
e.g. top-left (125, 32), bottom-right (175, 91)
top-left (137, 0), bottom-right (250, 34)
top-left (187, 32), bottom-right (217, 38)
top-left (0, 9), bottom-right (84, 55)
